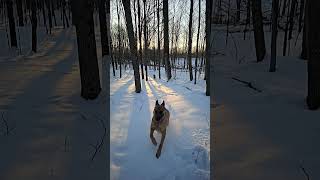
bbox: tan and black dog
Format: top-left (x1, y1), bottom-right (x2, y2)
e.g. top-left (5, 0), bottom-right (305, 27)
top-left (150, 100), bottom-right (170, 158)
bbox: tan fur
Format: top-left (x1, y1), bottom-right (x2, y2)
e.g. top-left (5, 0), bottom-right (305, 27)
top-left (150, 100), bottom-right (170, 158)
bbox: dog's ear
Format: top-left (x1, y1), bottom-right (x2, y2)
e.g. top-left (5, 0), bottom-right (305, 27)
top-left (161, 101), bottom-right (165, 107)
top-left (156, 100), bottom-right (159, 106)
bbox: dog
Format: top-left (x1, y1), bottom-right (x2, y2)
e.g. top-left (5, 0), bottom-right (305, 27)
top-left (150, 100), bottom-right (170, 158)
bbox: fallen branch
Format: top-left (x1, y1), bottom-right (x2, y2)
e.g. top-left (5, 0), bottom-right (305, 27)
top-left (232, 77), bottom-right (262, 93)
top-left (89, 115), bottom-right (107, 162)
top-left (299, 163), bottom-right (310, 180)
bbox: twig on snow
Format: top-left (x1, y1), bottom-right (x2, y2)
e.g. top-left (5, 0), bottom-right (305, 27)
top-left (89, 115), bottom-right (106, 162)
top-left (231, 77), bottom-right (262, 93)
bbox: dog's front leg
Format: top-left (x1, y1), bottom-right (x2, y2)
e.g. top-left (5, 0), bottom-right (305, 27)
top-left (156, 130), bottom-right (166, 159)
top-left (150, 128), bottom-right (157, 146)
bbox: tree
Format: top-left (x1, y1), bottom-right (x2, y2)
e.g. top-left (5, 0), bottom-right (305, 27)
top-left (98, 0), bottom-right (108, 57)
top-left (137, 0), bottom-right (144, 79)
top-left (205, 0), bottom-right (212, 96)
top-left (6, 0), bottom-right (17, 47)
top-left (157, 0), bottom-right (161, 79)
top-left (163, 0), bottom-right (172, 80)
top-left (143, 0), bottom-right (148, 81)
top-left (31, 0), bottom-right (37, 52)
top-left (71, 0), bottom-right (101, 99)
top-left (122, 0), bottom-right (141, 93)
top-left (269, 0), bottom-right (279, 72)
top-left (16, 0), bottom-right (24, 26)
top-left (251, 0), bottom-right (266, 62)
top-left (194, 0), bottom-right (201, 84)
top-left (187, 0), bottom-right (194, 81)
top-left (306, 0), bottom-right (320, 110)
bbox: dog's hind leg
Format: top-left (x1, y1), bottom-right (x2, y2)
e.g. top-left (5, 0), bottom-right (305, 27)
top-left (150, 128), bottom-right (157, 146)
top-left (156, 130), bottom-right (166, 159)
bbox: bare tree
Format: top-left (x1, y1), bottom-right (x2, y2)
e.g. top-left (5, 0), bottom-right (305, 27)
top-left (122, 0), bottom-right (142, 92)
top-left (31, 0), bottom-right (37, 52)
top-left (6, 0), bottom-right (17, 47)
top-left (205, 0), bottom-right (212, 96)
top-left (269, 0), bottom-right (279, 72)
top-left (194, 0), bottom-right (201, 84)
top-left (163, 0), bottom-right (171, 80)
top-left (16, 0), bottom-right (24, 26)
top-left (187, 0), bottom-right (194, 81)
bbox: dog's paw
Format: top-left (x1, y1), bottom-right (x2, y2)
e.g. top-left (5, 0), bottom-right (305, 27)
top-left (156, 151), bottom-right (161, 159)
top-left (151, 138), bottom-right (157, 146)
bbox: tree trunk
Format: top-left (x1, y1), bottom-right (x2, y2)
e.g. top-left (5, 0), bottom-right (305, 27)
top-left (157, 0), bottom-right (161, 79)
top-left (251, 0), bottom-right (266, 62)
top-left (98, 0), bottom-right (108, 56)
top-left (16, 0), bottom-right (24, 26)
top-left (46, 0), bottom-right (52, 34)
top-left (143, 0), bottom-right (148, 81)
top-left (137, 0), bottom-right (144, 79)
top-left (288, 0), bottom-right (297, 40)
top-left (205, 0), bottom-right (212, 96)
top-left (6, 0), bottom-right (17, 47)
top-left (116, 0), bottom-right (122, 78)
top-left (301, 22), bottom-right (307, 59)
top-left (122, 0), bottom-right (141, 93)
top-left (42, 1), bottom-right (48, 34)
top-left (163, 0), bottom-right (171, 80)
top-left (236, 0), bottom-right (241, 22)
top-left (298, 0), bottom-right (305, 32)
top-left (31, 0), bottom-right (37, 52)
top-left (194, 0), bottom-right (201, 84)
top-left (187, 0), bottom-right (194, 81)
top-left (269, 0), bottom-right (279, 72)
top-left (306, 0), bottom-right (320, 110)
top-left (71, 0), bottom-right (101, 99)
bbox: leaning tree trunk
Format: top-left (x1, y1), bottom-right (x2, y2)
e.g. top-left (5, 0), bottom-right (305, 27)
top-left (122, 0), bottom-right (141, 93)
top-left (163, 0), bottom-right (172, 80)
top-left (187, 0), bottom-right (194, 81)
top-left (251, 0), bottom-right (266, 62)
top-left (31, 0), bottom-right (37, 52)
top-left (71, 0), bottom-right (101, 100)
top-left (16, 0), bottom-right (24, 26)
top-left (6, 0), bottom-right (17, 47)
top-left (269, 0), bottom-right (279, 72)
top-left (306, 0), bottom-right (320, 110)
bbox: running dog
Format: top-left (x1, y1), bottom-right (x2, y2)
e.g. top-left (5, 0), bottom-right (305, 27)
top-left (150, 100), bottom-right (170, 158)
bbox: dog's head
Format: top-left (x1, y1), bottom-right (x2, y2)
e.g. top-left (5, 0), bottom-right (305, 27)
top-left (153, 100), bottom-right (165, 121)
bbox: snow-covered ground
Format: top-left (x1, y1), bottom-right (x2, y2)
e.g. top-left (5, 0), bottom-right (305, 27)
top-left (213, 26), bottom-right (320, 180)
top-left (0, 25), bottom-right (107, 180)
top-left (110, 66), bottom-right (210, 180)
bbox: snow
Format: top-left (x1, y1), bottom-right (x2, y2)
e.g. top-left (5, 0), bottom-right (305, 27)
top-left (213, 26), bottom-right (320, 180)
top-left (0, 26), bottom-right (107, 179)
top-left (110, 66), bottom-right (210, 180)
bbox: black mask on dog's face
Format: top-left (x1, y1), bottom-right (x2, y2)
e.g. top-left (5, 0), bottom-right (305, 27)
top-left (154, 100), bottom-right (165, 121)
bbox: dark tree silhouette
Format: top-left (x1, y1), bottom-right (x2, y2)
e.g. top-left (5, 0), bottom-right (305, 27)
top-left (251, 0), bottom-right (266, 62)
top-left (71, 0), bottom-right (101, 99)
top-left (163, 0), bottom-right (172, 80)
top-left (6, 0), bottom-right (17, 47)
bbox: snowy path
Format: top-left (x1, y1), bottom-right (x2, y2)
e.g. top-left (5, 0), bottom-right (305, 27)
top-left (213, 30), bottom-right (320, 180)
top-left (110, 70), bottom-right (210, 180)
top-left (0, 27), bottom-right (107, 180)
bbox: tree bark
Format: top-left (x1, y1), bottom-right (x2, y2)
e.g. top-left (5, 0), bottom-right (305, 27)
top-left (122, 0), bottom-right (141, 93)
top-left (306, 0), bottom-right (320, 110)
top-left (194, 0), bottom-right (201, 84)
top-left (251, 0), bottom-right (266, 62)
top-left (71, 0), bottom-right (101, 99)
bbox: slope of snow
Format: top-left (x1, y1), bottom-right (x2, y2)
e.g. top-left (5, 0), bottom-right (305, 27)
top-left (110, 67), bottom-right (210, 180)
top-left (213, 27), bottom-right (320, 180)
